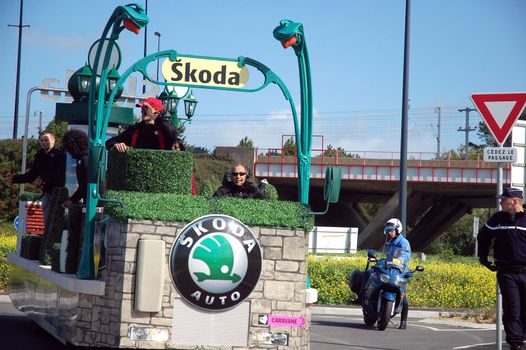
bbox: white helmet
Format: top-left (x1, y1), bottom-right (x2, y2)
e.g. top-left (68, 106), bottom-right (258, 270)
top-left (384, 218), bottom-right (402, 235)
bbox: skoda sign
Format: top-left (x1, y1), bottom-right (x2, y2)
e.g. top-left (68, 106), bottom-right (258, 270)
top-left (169, 214), bottom-right (262, 311)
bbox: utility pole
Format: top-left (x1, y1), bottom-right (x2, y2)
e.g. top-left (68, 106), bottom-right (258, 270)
top-left (435, 106), bottom-right (441, 158)
top-left (457, 107), bottom-right (477, 160)
top-left (142, 0), bottom-right (148, 94)
top-left (8, 0), bottom-right (30, 139)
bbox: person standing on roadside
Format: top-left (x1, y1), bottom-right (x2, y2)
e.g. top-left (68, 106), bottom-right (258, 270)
top-left (478, 187), bottom-right (526, 350)
top-left (7, 131), bottom-right (66, 222)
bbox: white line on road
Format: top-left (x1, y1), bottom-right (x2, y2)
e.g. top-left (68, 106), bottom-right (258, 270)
top-left (453, 342), bottom-right (498, 349)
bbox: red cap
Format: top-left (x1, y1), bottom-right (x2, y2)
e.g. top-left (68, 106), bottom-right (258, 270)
top-left (136, 97), bottom-right (164, 113)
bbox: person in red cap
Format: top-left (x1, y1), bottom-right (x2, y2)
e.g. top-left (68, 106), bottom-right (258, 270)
top-left (106, 97), bottom-right (176, 151)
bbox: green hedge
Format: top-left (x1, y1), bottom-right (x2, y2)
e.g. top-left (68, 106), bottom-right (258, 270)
top-left (104, 190), bottom-right (314, 230)
top-left (106, 149), bottom-right (193, 194)
top-left (308, 255), bottom-right (497, 309)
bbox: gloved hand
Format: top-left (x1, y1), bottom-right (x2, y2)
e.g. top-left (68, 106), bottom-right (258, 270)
top-left (479, 257), bottom-right (497, 272)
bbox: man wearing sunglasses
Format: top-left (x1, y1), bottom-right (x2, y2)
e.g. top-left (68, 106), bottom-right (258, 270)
top-left (213, 163), bottom-right (266, 199)
top-left (106, 97), bottom-right (176, 152)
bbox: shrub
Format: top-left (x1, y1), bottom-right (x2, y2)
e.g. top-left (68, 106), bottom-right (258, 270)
top-left (39, 187), bottom-right (68, 265)
top-left (104, 190), bottom-right (313, 230)
top-left (308, 254), bottom-right (496, 309)
top-left (106, 148), bottom-right (192, 194)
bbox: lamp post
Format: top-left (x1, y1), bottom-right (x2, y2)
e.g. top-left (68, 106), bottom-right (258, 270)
top-left (154, 31), bottom-right (161, 80)
top-left (158, 87), bottom-right (198, 126)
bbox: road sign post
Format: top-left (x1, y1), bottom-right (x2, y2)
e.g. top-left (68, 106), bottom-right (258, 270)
top-left (471, 92), bottom-right (526, 350)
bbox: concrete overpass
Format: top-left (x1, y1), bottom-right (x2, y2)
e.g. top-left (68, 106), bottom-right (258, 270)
top-left (254, 151), bottom-right (512, 251)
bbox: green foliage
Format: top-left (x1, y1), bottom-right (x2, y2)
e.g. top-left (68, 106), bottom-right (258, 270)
top-left (0, 233), bottom-right (16, 257)
top-left (104, 190), bottom-right (313, 230)
top-left (0, 138), bottom-right (40, 221)
top-left (308, 254), bottom-right (496, 309)
top-left (19, 192), bottom-right (42, 202)
top-left (44, 119), bottom-right (68, 148)
top-left (263, 182), bottom-right (278, 200)
top-left (193, 154), bottom-right (231, 193)
top-left (238, 136), bottom-right (254, 148)
top-left (283, 137), bottom-right (296, 156)
top-left (106, 148), bottom-right (193, 194)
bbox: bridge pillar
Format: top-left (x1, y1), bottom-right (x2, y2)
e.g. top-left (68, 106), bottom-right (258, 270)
top-left (407, 198), bottom-right (471, 251)
top-left (357, 191), bottom-right (402, 249)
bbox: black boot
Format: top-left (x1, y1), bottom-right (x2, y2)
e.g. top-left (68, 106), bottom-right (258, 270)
top-left (399, 302), bottom-right (408, 330)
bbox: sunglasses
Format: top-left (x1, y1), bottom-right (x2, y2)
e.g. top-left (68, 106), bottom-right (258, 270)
top-left (232, 172), bottom-right (247, 177)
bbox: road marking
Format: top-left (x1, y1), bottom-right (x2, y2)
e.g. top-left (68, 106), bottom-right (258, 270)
top-left (453, 342), bottom-right (498, 349)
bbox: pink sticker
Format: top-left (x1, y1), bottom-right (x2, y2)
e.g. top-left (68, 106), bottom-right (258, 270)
top-left (268, 315), bottom-right (305, 327)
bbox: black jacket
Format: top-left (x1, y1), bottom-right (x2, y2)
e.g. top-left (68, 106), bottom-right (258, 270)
top-left (478, 209), bottom-right (526, 270)
top-left (213, 181), bottom-right (266, 199)
top-left (69, 151), bottom-right (89, 204)
top-left (105, 119), bottom-right (176, 150)
top-left (12, 147), bottom-right (66, 194)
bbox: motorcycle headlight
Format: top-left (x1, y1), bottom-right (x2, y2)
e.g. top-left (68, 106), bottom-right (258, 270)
top-left (395, 275), bottom-right (408, 286)
top-left (380, 274), bottom-right (390, 283)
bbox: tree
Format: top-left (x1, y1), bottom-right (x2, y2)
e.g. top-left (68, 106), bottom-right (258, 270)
top-left (238, 136), bottom-right (254, 148)
top-left (283, 137), bottom-right (296, 156)
top-left (44, 119), bottom-right (68, 147)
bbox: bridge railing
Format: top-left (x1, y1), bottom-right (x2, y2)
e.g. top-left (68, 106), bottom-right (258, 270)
top-left (255, 147), bottom-right (512, 184)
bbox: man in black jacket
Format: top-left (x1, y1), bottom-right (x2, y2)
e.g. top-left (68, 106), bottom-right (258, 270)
top-left (105, 97), bottom-right (176, 152)
top-left (213, 164), bottom-right (266, 199)
top-left (8, 131), bottom-right (66, 221)
top-left (478, 187), bottom-right (526, 350)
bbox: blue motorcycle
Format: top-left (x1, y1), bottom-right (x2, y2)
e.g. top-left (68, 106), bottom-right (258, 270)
top-left (349, 249), bottom-right (424, 330)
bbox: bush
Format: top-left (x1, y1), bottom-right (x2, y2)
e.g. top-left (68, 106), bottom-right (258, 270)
top-left (104, 190), bottom-right (313, 230)
top-left (0, 232), bottom-right (17, 290)
top-left (308, 254), bottom-right (496, 309)
top-left (106, 148), bottom-right (193, 194)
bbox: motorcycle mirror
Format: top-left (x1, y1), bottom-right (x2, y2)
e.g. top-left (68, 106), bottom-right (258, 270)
top-left (415, 266), bottom-right (425, 272)
top-left (367, 248), bottom-right (376, 259)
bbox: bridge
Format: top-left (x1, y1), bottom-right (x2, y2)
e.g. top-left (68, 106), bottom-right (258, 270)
top-left (252, 147), bottom-right (512, 251)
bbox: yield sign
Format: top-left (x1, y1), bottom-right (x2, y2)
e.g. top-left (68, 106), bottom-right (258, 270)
top-left (470, 92), bottom-right (526, 145)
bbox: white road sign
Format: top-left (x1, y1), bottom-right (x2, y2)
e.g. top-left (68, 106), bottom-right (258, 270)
top-left (483, 147), bottom-right (517, 162)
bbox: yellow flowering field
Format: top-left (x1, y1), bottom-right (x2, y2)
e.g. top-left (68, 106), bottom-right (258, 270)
top-left (0, 233), bottom-right (17, 290)
top-left (308, 255), bottom-right (496, 309)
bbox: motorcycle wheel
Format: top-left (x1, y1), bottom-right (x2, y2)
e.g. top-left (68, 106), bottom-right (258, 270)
top-left (363, 313), bottom-right (376, 326)
top-left (377, 300), bottom-right (393, 331)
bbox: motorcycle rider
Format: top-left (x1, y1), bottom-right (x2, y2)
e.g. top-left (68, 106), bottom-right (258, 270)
top-left (383, 218), bottom-right (412, 329)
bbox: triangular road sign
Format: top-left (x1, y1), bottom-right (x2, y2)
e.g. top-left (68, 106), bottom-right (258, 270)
top-left (471, 92), bottom-right (526, 145)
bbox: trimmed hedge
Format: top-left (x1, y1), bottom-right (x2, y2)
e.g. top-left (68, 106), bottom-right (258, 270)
top-left (308, 255), bottom-right (497, 309)
top-left (106, 148), bottom-right (193, 194)
top-left (104, 190), bottom-right (314, 230)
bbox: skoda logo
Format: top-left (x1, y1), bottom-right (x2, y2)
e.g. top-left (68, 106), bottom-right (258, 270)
top-left (169, 214), bottom-right (262, 311)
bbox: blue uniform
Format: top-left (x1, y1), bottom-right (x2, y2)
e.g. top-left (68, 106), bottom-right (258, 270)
top-left (386, 233), bottom-right (411, 268)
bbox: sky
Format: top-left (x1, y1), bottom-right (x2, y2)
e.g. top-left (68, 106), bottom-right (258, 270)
top-left (1, 0), bottom-right (525, 157)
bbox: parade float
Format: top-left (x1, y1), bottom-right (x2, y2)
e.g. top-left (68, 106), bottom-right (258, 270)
top-left (8, 4), bottom-right (340, 348)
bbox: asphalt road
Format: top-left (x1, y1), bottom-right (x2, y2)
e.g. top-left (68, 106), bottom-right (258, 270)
top-left (312, 312), bottom-right (500, 350)
top-left (0, 296), bottom-right (513, 350)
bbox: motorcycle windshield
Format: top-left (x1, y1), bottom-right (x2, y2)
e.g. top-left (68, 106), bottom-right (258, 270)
top-left (385, 247), bottom-right (408, 271)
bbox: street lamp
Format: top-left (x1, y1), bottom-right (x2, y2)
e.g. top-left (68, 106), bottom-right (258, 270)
top-left (184, 90), bottom-right (198, 118)
top-left (157, 87), bottom-right (198, 126)
top-left (154, 31), bottom-right (161, 80)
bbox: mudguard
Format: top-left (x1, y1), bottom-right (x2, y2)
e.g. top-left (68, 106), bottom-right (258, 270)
top-left (382, 291), bottom-right (396, 302)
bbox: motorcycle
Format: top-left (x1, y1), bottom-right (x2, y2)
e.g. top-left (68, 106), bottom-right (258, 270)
top-left (349, 248), bottom-right (424, 330)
